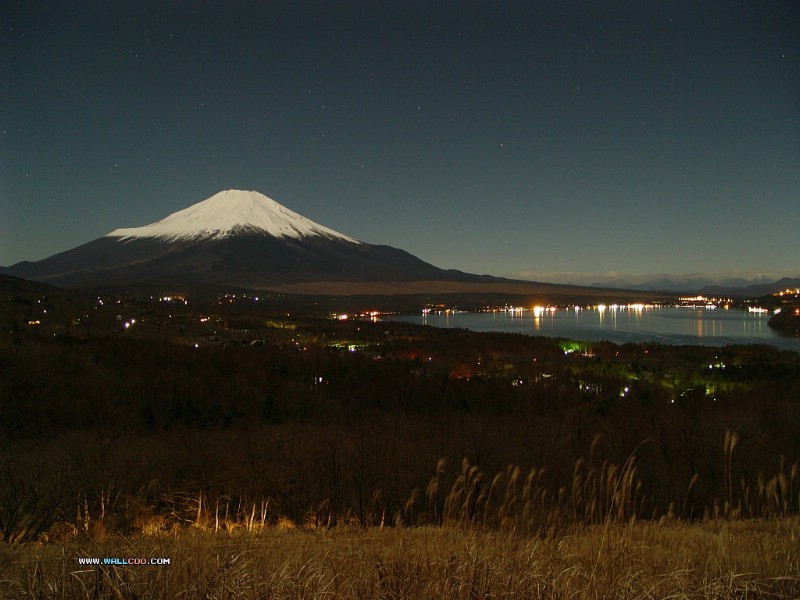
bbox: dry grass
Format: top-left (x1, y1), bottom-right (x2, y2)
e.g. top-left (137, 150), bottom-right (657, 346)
top-left (0, 518), bottom-right (797, 599)
top-left (1, 431), bottom-right (797, 598)
top-left (259, 279), bottom-right (661, 298)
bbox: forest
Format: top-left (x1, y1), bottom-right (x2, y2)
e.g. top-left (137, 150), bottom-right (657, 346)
top-left (0, 278), bottom-right (800, 600)
top-left (0, 278), bottom-right (798, 598)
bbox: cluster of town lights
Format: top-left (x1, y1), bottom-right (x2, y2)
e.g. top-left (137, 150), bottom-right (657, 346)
top-left (335, 311), bottom-right (383, 322)
top-left (497, 303), bottom-right (659, 318)
top-left (422, 298), bottom-right (791, 316)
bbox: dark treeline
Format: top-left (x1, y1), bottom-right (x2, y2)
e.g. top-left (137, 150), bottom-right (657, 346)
top-left (1, 314), bottom-right (799, 540)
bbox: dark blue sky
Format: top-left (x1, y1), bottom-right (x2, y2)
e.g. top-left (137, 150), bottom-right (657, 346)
top-left (2, 1), bottom-right (798, 284)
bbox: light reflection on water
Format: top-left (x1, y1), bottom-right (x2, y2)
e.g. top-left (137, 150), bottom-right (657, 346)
top-left (393, 307), bottom-right (799, 351)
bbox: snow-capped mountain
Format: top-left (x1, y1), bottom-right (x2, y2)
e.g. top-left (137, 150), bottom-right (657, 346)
top-left (0, 190), bottom-right (492, 291)
top-left (107, 190), bottom-right (359, 243)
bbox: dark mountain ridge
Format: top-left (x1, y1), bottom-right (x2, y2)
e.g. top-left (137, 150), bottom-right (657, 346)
top-left (2, 234), bottom-right (495, 290)
top-left (0, 190), bottom-right (510, 293)
top-left (0, 190), bottom-right (668, 301)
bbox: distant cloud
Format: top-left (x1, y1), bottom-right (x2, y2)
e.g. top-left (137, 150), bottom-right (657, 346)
top-left (508, 270), bottom-right (800, 291)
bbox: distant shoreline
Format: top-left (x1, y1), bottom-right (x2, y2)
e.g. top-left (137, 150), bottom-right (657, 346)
top-left (256, 279), bottom-right (670, 299)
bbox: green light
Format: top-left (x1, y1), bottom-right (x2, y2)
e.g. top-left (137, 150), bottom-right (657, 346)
top-left (560, 340), bottom-right (584, 354)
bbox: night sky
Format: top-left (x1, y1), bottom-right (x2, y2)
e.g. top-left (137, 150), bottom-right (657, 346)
top-left (2, 1), bottom-right (798, 286)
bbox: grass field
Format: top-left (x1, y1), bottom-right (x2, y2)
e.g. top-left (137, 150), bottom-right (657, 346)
top-left (0, 517), bottom-right (797, 599)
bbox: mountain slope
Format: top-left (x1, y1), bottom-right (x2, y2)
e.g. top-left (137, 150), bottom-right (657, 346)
top-left (697, 277), bottom-right (800, 298)
top-left (1, 190), bottom-right (493, 290)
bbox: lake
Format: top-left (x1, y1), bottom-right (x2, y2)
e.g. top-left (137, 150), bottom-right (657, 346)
top-left (392, 306), bottom-right (800, 352)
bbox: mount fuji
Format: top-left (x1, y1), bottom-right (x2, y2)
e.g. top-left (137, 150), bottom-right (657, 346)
top-left (106, 189), bottom-right (361, 244)
top-left (1, 190), bottom-right (500, 292)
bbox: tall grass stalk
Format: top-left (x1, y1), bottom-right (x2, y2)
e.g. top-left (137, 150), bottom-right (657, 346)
top-left (1, 519), bottom-right (797, 599)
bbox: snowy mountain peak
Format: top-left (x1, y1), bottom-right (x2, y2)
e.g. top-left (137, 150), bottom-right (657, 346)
top-left (106, 190), bottom-right (360, 243)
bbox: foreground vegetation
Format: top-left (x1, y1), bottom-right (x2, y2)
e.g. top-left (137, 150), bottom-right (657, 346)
top-left (1, 517), bottom-right (798, 599)
top-left (1, 279), bottom-right (799, 597)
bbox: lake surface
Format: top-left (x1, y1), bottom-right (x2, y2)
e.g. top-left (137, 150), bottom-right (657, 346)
top-left (392, 307), bottom-right (800, 352)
